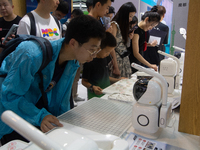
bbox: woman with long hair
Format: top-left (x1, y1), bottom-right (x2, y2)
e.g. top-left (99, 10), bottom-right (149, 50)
top-left (110, 2), bottom-right (136, 78)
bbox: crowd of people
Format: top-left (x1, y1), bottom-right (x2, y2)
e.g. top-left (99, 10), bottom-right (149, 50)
top-left (0, 0), bottom-right (169, 145)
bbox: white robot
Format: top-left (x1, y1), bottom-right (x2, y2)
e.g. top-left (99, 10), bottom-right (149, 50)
top-left (179, 27), bottom-right (187, 40)
top-left (173, 46), bottom-right (185, 80)
top-left (1, 111), bottom-right (129, 150)
top-left (131, 63), bottom-right (172, 139)
top-left (158, 50), bottom-right (181, 96)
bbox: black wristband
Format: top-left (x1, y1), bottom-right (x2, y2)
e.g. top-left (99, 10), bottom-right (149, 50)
top-left (89, 85), bottom-right (94, 93)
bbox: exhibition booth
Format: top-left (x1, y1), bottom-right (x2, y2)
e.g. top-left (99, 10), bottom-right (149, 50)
top-left (0, 0), bottom-right (200, 150)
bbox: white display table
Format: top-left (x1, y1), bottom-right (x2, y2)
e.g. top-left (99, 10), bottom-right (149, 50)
top-left (0, 78), bottom-right (199, 150)
top-left (101, 77), bottom-right (199, 150)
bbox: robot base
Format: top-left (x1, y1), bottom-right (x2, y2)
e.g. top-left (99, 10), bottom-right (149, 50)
top-left (168, 89), bottom-right (181, 109)
top-left (132, 127), bottom-right (163, 140)
top-left (168, 89), bottom-right (181, 97)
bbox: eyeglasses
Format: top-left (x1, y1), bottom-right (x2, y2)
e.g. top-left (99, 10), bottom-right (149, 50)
top-left (87, 48), bottom-right (102, 57)
top-left (80, 43), bottom-right (102, 57)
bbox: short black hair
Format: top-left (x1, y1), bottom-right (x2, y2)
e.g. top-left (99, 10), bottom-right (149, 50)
top-left (56, 0), bottom-right (69, 15)
top-left (108, 6), bottom-right (115, 14)
top-left (130, 16), bottom-right (138, 25)
top-left (71, 9), bottom-right (84, 18)
top-left (37, 0), bottom-right (40, 3)
top-left (93, 0), bottom-right (114, 8)
top-left (100, 32), bottom-right (116, 49)
top-left (86, 0), bottom-right (93, 9)
top-left (65, 15), bottom-right (106, 45)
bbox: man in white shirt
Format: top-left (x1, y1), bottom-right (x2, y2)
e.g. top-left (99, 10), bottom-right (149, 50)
top-left (17, 0), bottom-right (62, 41)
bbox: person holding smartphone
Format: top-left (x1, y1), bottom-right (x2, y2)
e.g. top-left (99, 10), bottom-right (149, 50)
top-left (110, 2), bottom-right (137, 78)
top-left (0, 0), bottom-right (21, 51)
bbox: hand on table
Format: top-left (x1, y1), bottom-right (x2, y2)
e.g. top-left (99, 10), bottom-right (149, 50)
top-left (93, 86), bottom-right (103, 95)
top-left (150, 64), bottom-right (158, 72)
top-left (119, 77), bottom-right (127, 80)
top-left (41, 115), bottom-right (63, 133)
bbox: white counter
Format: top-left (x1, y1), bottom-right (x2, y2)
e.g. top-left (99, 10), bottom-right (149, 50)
top-left (101, 78), bottom-right (200, 150)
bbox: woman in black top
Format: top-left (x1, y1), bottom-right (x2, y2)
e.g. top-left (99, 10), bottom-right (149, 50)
top-left (129, 7), bottom-right (161, 73)
top-left (144, 5), bottom-right (169, 66)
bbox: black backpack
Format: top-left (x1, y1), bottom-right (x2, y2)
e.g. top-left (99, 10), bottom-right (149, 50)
top-left (0, 34), bottom-right (53, 110)
top-left (27, 12), bottom-right (61, 36)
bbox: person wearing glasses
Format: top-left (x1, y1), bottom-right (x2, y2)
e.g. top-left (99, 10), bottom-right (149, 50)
top-left (52, 0), bottom-right (69, 21)
top-left (63, 8), bottom-right (84, 106)
top-left (129, 8), bottom-right (161, 74)
top-left (82, 32), bottom-right (125, 100)
top-left (144, 5), bottom-right (169, 66)
top-left (0, 15), bottom-right (105, 145)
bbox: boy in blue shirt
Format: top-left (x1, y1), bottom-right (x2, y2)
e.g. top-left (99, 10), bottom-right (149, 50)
top-left (82, 32), bottom-right (125, 99)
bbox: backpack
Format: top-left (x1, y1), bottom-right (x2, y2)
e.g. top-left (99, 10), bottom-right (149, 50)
top-left (0, 34), bottom-right (53, 110)
top-left (27, 12), bottom-right (61, 36)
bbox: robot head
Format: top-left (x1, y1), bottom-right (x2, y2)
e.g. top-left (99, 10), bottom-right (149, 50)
top-left (133, 77), bottom-right (162, 105)
top-left (133, 78), bottom-right (149, 101)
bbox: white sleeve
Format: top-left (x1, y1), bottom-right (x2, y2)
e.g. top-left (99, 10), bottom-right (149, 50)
top-left (17, 15), bottom-right (31, 35)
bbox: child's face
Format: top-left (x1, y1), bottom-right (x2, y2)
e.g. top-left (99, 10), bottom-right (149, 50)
top-left (52, 10), bottom-right (67, 20)
top-left (97, 0), bottom-right (112, 17)
top-left (97, 46), bottom-right (115, 58)
top-left (105, 13), bottom-right (114, 20)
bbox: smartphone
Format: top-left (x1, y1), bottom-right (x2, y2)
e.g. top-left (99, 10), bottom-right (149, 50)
top-left (2, 24), bottom-right (19, 44)
top-left (129, 25), bottom-right (138, 33)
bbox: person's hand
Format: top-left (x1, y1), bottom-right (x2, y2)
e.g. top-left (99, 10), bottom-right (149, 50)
top-left (93, 86), bottom-right (103, 95)
top-left (150, 64), bottom-right (158, 71)
top-left (150, 40), bottom-right (158, 47)
top-left (119, 77), bottom-right (127, 80)
top-left (1, 34), bottom-right (15, 45)
top-left (106, 25), bottom-right (113, 33)
top-left (129, 31), bottom-right (134, 39)
top-left (41, 115), bottom-right (63, 133)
